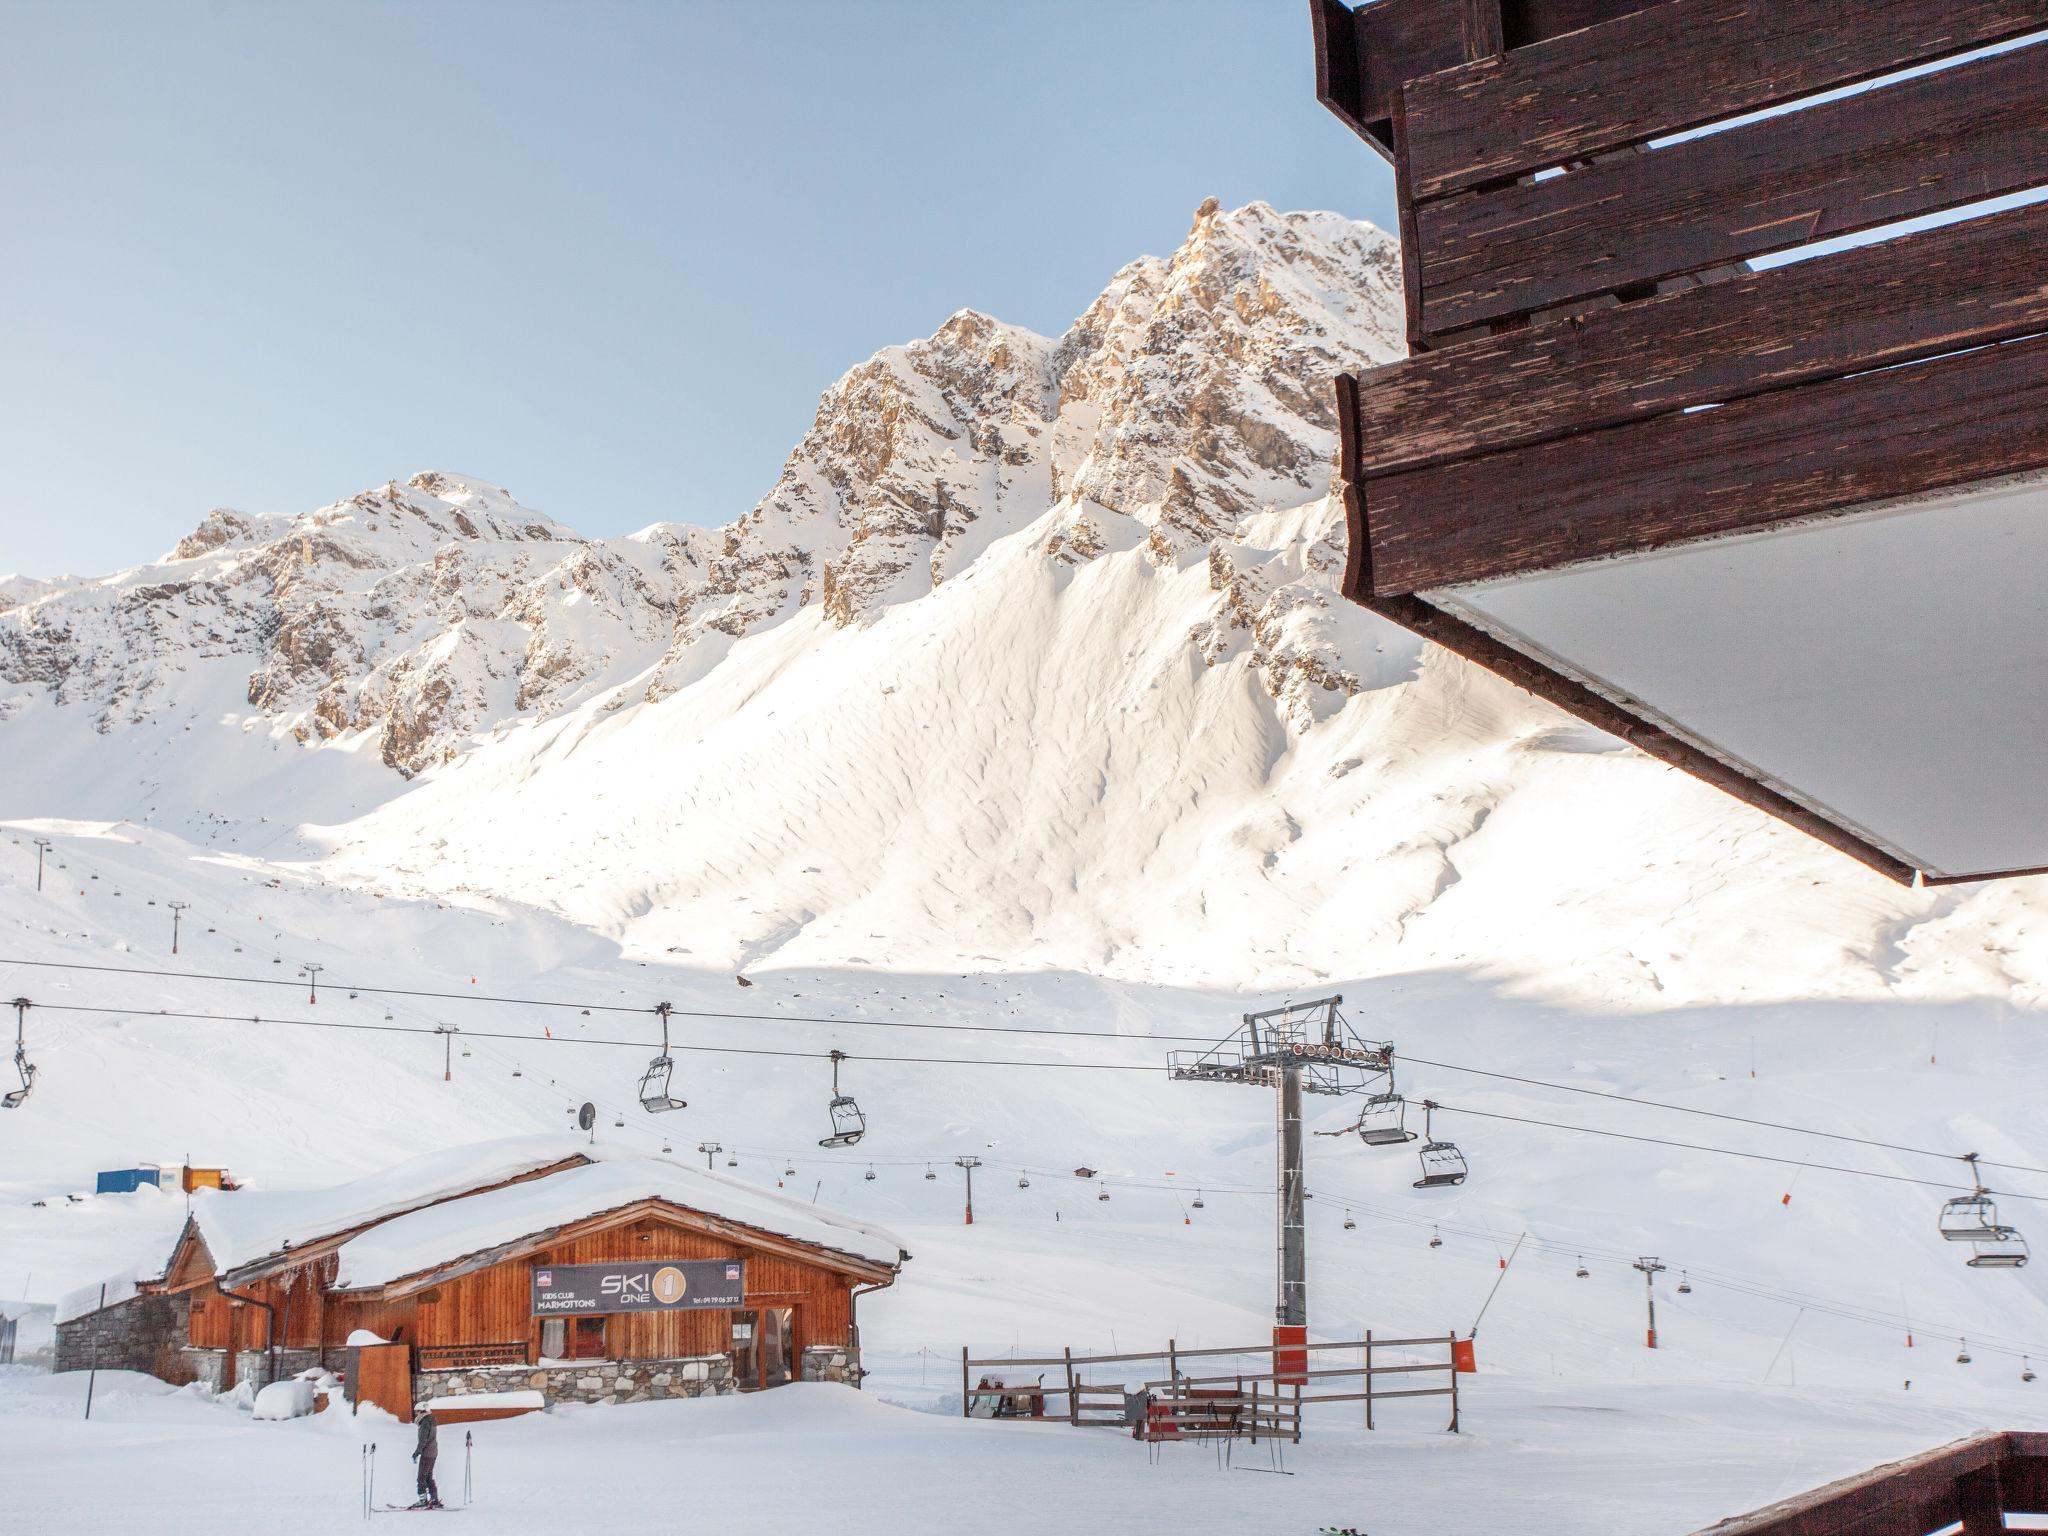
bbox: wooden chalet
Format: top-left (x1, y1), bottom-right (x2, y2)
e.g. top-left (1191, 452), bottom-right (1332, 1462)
top-left (1313, 0), bottom-right (2048, 885)
top-left (59, 1138), bottom-right (905, 1418)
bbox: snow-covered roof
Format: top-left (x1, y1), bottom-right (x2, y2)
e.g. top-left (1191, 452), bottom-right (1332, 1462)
top-left (194, 1135), bottom-right (589, 1275)
top-left (57, 1260), bottom-right (160, 1325)
top-left (332, 1152), bottom-right (905, 1289)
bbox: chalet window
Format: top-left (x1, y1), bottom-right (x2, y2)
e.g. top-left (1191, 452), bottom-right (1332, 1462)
top-left (570, 1318), bottom-right (606, 1360)
top-left (539, 1318), bottom-right (566, 1359)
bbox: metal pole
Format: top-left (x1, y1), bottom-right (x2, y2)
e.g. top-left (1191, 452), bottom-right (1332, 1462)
top-left (33, 838), bottom-right (50, 892)
top-left (960, 1346), bottom-right (969, 1419)
top-left (167, 900), bottom-right (188, 954)
top-left (1633, 1257), bottom-right (1665, 1349)
top-left (84, 1282), bottom-right (105, 1418)
top-left (698, 1142), bottom-right (722, 1170)
top-left (955, 1156), bottom-right (981, 1225)
top-left (1276, 1057), bottom-right (1305, 1329)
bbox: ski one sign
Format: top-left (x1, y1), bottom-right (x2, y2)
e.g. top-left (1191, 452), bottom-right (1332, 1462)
top-left (530, 1259), bottom-right (745, 1315)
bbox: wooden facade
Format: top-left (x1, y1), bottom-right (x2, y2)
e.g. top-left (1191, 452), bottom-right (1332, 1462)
top-left (145, 1166), bottom-right (894, 1394)
top-left (1312, 0), bottom-right (2048, 885)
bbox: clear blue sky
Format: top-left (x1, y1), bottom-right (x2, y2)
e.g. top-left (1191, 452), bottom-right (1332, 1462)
top-left (0, 0), bottom-right (1396, 578)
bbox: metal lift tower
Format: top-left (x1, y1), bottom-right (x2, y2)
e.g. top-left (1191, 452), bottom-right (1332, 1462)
top-left (1168, 996), bottom-right (1392, 1374)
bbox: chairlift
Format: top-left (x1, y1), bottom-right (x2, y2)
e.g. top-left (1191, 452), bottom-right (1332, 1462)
top-left (818, 1050), bottom-right (865, 1148)
top-left (784, 1164), bottom-right (796, 1177)
top-left (924, 1164), bottom-right (937, 1181)
top-left (1097, 1185), bottom-right (1110, 1202)
top-left (613, 1115), bottom-right (625, 1129)
top-left (727, 1153), bottom-right (738, 1168)
top-left (1677, 1271), bottom-right (1692, 1295)
top-left (1429, 1227), bottom-right (1443, 1249)
top-left (3, 999), bottom-right (34, 1111)
top-left (1937, 1154), bottom-right (2006, 1240)
top-left (864, 1164), bottom-right (877, 1182)
top-left (1957, 1341), bottom-right (1973, 1364)
top-left (638, 1002), bottom-right (687, 1114)
top-left (1356, 1090), bottom-right (1417, 1147)
top-left (1412, 1102), bottom-right (1468, 1189)
top-left (661, 1140), bottom-right (672, 1155)
top-left (1191, 1190), bottom-right (1203, 1209)
top-left (511, 1064), bottom-right (523, 1078)
top-left (2024, 1356), bottom-right (2037, 1383)
top-left (1017, 1174), bottom-right (1031, 1189)
top-left (1343, 1211), bottom-right (1357, 1230)
top-left (1967, 1229), bottom-right (2030, 1268)
top-left (1575, 1257), bottom-right (1589, 1279)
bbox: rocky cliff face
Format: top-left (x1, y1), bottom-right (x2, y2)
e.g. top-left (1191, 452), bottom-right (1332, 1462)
top-left (0, 201), bottom-right (1404, 780)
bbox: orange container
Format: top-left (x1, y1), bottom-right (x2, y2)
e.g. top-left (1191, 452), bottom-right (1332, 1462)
top-left (1452, 1338), bottom-right (1477, 1373)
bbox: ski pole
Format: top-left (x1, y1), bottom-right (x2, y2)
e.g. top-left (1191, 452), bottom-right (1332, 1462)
top-left (368, 1441), bottom-right (376, 1517)
top-left (361, 1443), bottom-right (368, 1520)
top-left (464, 1430), bottom-right (473, 1507)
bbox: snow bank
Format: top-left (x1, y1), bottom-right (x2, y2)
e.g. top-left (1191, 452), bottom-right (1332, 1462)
top-left (333, 1152), bottom-right (904, 1288)
top-left (424, 1390), bottom-right (543, 1413)
top-left (250, 1377), bottom-right (318, 1420)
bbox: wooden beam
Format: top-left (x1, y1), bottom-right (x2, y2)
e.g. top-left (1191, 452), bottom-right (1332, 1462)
top-left (1332, 374), bottom-right (1921, 885)
top-left (1404, 0), bottom-right (2048, 201)
top-left (1352, 200), bottom-right (2048, 476)
top-left (1312, 0), bottom-right (1504, 160)
top-left (1363, 330), bottom-right (2048, 593)
top-left (1411, 41), bottom-right (2048, 337)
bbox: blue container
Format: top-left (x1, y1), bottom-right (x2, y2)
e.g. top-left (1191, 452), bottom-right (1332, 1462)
top-left (95, 1166), bottom-right (161, 1195)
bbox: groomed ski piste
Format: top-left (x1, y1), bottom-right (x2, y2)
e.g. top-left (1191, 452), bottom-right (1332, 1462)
top-left (1, 820), bottom-right (2045, 1535)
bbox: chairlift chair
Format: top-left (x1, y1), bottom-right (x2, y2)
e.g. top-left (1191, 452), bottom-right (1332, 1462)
top-left (784, 1164), bottom-right (796, 1177)
top-left (1356, 1090), bottom-right (1417, 1147)
top-left (1412, 1102), bottom-right (1469, 1189)
top-left (1677, 1271), bottom-right (1692, 1295)
top-left (819, 1050), bottom-right (866, 1148)
top-left (1958, 1341), bottom-right (1973, 1364)
top-left (639, 1003), bottom-right (687, 1114)
top-left (1938, 1154), bottom-right (2004, 1240)
top-left (3, 1000), bottom-right (33, 1110)
top-left (1017, 1174), bottom-right (1031, 1189)
top-left (924, 1164), bottom-right (937, 1181)
top-left (1097, 1185), bottom-right (1110, 1202)
top-left (613, 1115), bottom-right (625, 1129)
top-left (1343, 1212), bottom-right (1357, 1230)
top-left (2023, 1357), bottom-right (2036, 1383)
top-left (864, 1164), bottom-right (877, 1182)
top-left (1966, 1229), bottom-right (2029, 1268)
top-left (1575, 1258), bottom-right (1589, 1279)
top-left (1429, 1227), bottom-right (1443, 1249)
top-left (1190, 1190), bottom-right (1203, 1209)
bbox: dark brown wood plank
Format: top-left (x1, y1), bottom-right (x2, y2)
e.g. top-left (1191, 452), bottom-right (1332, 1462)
top-left (1354, 199), bottom-right (2048, 476)
top-left (1313, 0), bottom-right (1503, 161)
top-left (1332, 372), bottom-right (1920, 886)
top-left (1412, 41), bottom-right (2048, 337)
top-left (1499, 0), bottom-right (1652, 48)
top-left (1364, 330), bottom-right (2048, 593)
top-left (1405, 0), bottom-right (2048, 201)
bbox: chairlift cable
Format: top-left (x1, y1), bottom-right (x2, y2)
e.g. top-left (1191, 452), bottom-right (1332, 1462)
top-left (9, 952), bottom-right (2046, 1180)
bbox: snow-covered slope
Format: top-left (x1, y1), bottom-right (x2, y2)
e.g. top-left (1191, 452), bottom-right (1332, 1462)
top-left (2, 202), bottom-right (2045, 1452)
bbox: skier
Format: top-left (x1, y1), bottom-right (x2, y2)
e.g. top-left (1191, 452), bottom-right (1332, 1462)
top-left (410, 1403), bottom-right (442, 1509)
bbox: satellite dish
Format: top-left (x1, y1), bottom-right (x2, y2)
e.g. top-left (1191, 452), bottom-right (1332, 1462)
top-left (578, 1103), bottom-right (596, 1132)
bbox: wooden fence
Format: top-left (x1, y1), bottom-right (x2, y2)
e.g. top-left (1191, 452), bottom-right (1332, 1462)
top-left (961, 1331), bottom-right (1460, 1441)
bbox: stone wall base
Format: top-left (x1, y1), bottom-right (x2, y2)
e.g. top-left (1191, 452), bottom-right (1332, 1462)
top-left (416, 1354), bottom-right (735, 1409)
top-left (801, 1343), bottom-right (862, 1386)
